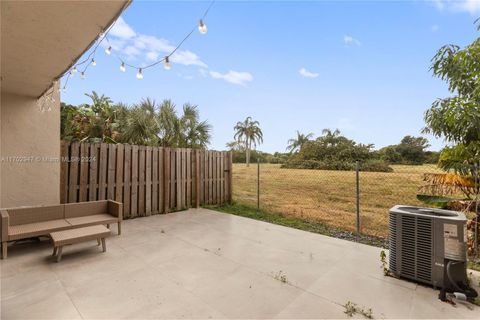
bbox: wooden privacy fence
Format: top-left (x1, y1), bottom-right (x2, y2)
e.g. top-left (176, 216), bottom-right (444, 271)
top-left (60, 142), bottom-right (232, 218)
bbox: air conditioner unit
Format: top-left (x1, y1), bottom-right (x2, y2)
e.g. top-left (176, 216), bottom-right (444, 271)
top-left (389, 205), bottom-right (477, 301)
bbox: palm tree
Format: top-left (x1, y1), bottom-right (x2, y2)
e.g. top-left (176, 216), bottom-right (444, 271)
top-left (118, 98), bottom-right (159, 146)
top-left (234, 117), bottom-right (263, 166)
top-left (226, 141), bottom-right (244, 151)
top-left (156, 100), bottom-right (211, 148)
top-left (178, 103), bottom-right (212, 148)
top-left (286, 131), bottom-right (314, 153)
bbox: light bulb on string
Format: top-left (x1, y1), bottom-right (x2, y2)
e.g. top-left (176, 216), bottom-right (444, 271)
top-left (105, 46), bottom-right (112, 55)
top-left (91, 58), bottom-right (96, 66)
top-left (198, 20), bottom-right (207, 34)
top-left (120, 62), bottom-right (126, 72)
top-left (80, 72), bottom-right (86, 80)
top-left (136, 68), bottom-right (143, 80)
top-left (164, 56), bottom-right (172, 70)
top-left (72, 66), bottom-right (78, 73)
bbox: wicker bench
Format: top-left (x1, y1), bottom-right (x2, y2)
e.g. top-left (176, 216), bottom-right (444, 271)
top-left (0, 200), bottom-right (122, 259)
top-left (50, 225), bottom-right (111, 262)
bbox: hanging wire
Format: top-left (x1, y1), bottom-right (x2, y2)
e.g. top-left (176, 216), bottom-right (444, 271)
top-left (61, 0), bottom-right (215, 89)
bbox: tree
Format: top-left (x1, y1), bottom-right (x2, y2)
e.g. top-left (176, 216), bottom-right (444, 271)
top-left (423, 22), bottom-right (480, 162)
top-left (61, 93), bottom-right (211, 148)
top-left (225, 141), bottom-right (245, 151)
top-left (61, 91), bottom-right (119, 143)
top-left (298, 129), bottom-right (373, 162)
top-left (286, 131), bottom-right (314, 153)
top-left (117, 98), bottom-right (159, 146)
top-left (421, 22), bottom-right (480, 256)
top-left (234, 117), bottom-right (263, 166)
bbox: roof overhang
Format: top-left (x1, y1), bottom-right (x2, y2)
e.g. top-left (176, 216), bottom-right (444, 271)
top-left (1, 0), bottom-right (131, 98)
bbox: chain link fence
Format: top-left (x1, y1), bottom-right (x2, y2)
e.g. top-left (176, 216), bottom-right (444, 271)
top-left (232, 160), bottom-right (479, 248)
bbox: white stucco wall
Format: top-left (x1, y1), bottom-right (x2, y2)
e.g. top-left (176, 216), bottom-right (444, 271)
top-left (0, 85), bottom-right (60, 208)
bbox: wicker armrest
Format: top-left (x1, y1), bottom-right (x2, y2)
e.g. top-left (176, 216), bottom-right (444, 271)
top-left (0, 210), bottom-right (9, 242)
top-left (107, 200), bottom-right (123, 221)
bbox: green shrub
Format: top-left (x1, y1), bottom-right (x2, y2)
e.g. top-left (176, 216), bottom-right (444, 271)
top-left (281, 159), bottom-right (392, 172)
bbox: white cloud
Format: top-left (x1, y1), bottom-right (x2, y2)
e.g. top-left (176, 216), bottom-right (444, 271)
top-left (146, 51), bottom-right (159, 61)
top-left (431, 24), bottom-right (440, 32)
top-left (299, 68), bottom-right (319, 78)
top-left (123, 45), bottom-right (141, 59)
top-left (198, 69), bottom-right (208, 77)
top-left (209, 70), bottom-right (253, 86)
top-left (135, 35), bottom-right (174, 53)
top-left (170, 50), bottom-right (207, 68)
top-left (106, 17), bottom-right (206, 68)
top-left (431, 0), bottom-right (480, 15)
top-left (343, 35), bottom-right (361, 47)
top-left (110, 17), bottom-right (136, 39)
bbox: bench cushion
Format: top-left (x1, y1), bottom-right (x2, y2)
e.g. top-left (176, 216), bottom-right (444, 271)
top-left (9, 219), bottom-right (71, 240)
top-left (51, 225), bottom-right (111, 247)
top-left (65, 214), bottom-right (117, 227)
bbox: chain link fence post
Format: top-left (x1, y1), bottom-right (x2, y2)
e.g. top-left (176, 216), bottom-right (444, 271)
top-left (356, 160), bottom-right (361, 234)
top-left (257, 158), bottom-right (260, 212)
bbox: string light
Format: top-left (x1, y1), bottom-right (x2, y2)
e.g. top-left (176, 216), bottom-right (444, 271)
top-left (136, 68), bottom-right (143, 79)
top-left (198, 19), bottom-right (207, 34)
top-left (57, 0), bottom-right (215, 92)
top-left (164, 56), bottom-right (172, 70)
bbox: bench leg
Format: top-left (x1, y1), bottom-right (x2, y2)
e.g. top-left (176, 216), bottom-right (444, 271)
top-left (106, 224), bottom-right (110, 229)
top-left (1, 242), bottom-right (7, 259)
top-left (52, 246), bottom-right (57, 256)
top-left (56, 246), bottom-right (63, 262)
top-left (118, 222), bottom-right (122, 235)
top-left (101, 238), bottom-right (106, 253)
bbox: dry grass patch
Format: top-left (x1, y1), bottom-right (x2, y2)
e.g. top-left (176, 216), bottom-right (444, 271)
top-left (233, 163), bottom-right (442, 237)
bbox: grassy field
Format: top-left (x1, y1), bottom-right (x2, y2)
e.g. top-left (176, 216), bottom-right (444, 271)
top-left (232, 163), bottom-right (443, 238)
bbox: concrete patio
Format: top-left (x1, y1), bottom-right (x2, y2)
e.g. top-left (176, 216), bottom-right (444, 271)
top-left (1, 208), bottom-right (479, 319)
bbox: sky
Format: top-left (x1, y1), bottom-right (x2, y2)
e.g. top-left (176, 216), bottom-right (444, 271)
top-left (61, 0), bottom-right (480, 153)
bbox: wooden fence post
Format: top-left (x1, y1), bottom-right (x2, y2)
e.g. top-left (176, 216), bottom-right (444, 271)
top-left (163, 148), bottom-right (170, 213)
top-left (195, 149), bottom-right (201, 208)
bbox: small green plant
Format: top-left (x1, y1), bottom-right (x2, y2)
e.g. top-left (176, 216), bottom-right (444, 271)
top-left (344, 301), bottom-right (373, 319)
top-left (380, 250), bottom-right (390, 276)
top-left (273, 270), bottom-right (288, 283)
top-left (472, 297), bottom-right (480, 307)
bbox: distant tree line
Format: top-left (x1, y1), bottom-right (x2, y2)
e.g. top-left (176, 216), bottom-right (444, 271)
top-left (61, 91), bottom-right (211, 148)
top-left (376, 136), bottom-right (439, 165)
top-left (227, 125), bottom-right (439, 173)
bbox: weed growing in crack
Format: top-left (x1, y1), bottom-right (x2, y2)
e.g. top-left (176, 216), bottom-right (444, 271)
top-left (273, 270), bottom-right (288, 284)
top-left (380, 250), bottom-right (390, 276)
top-left (344, 301), bottom-right (374, 319)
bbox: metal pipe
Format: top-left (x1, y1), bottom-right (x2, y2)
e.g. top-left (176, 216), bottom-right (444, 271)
top-left (356, 160), bottom-right (360, 234)
top-left (257, 158), bottom-right (260, 212)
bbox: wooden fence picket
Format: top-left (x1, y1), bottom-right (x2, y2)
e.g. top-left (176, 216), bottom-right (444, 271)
top-left (61, 142), bottom-right (232, 219)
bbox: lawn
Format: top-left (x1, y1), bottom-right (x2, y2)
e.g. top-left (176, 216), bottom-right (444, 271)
top-left (232, 163), bottom-right (443, 238)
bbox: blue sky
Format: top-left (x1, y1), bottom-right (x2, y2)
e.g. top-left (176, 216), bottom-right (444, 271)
top-left (62, 0), bottom-right (479, 152)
